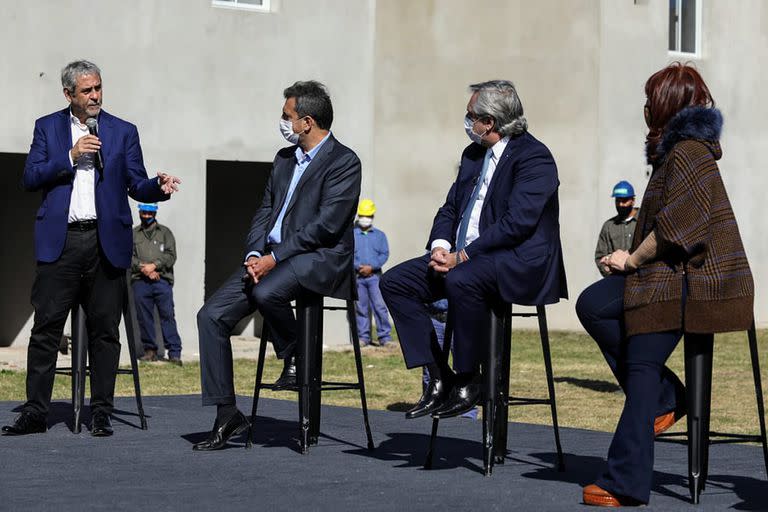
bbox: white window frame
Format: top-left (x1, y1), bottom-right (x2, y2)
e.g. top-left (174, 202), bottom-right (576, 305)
top-left (212, 0), bottom-right (271, 13)
top-left (668, 0), bottom-right (702, 59)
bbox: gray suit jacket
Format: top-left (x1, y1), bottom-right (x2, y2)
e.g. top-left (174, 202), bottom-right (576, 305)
top-left (245, 134), bottom-right (362, 300)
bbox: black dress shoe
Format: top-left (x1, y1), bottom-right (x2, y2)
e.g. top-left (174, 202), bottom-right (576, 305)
top-left (1, 412), bottom-right (47, 436)
top-left (192, 411), bottom-right (252, 451)
top-left (90, 412), bottom-right (113, 437)
top-left (432, 373), bottom-right (481, 419)
top-left (272, 355), bottom-right (297, 390)
top-left (405, 376), bottom-right (451, 419)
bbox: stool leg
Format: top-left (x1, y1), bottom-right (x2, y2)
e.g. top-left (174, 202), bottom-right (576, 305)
top-left (309, 303), bottom-right (324, 446)
top-left (122, 279), bottom-right (147, 430)
top-left (250, 325), bottom-right (269, 433)
top-left (747, 322), bottom-right (768, 478)
top-left (483, 307), bottom-right (502, 476)
top-left (424, 317), bottom-right (453, 469)
top-left (538, 306), bottom-right (564, 472)
top-left (684, 333), bottom-right (713, 504)
top-left (424, 418), bottom-right (440, 469)
top-left (297, 296), bottom-right (321, 454)
top-left (71, 306), bottom-right (87, 434)
top-left (346, 300), bottom-right (374, 450)
top-left (493, 305), bottom-right (512, 464)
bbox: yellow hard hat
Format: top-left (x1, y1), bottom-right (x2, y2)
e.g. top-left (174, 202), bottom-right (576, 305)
top-left (357, 198), bottom-right (376, 216)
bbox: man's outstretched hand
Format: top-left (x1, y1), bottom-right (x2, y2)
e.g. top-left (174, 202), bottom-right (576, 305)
top-left (157, 172), bottom-right (182, 195)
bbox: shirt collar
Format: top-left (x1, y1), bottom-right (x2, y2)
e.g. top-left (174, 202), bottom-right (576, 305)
top-left (295, 131), bottom-right (332, 164)
top-left (488, 135), bottom-right (510, 161)
top-left (69, 109), bottom-right (101, 130)
top-left (69, 110), bottom-right (88, 130)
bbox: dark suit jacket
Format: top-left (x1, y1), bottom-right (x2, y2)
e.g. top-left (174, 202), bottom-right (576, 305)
top-left (429, 132), bottom-right (568, 305)
top-left (245, 134), bottom-right (362, 300)
top-left (23, 108), bottom-right (169, 269)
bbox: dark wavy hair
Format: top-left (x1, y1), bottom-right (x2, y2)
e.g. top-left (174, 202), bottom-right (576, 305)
top-left (644, 62), bottom-right (714, 163)
top-left (283, 80), bottom-right (333, 130)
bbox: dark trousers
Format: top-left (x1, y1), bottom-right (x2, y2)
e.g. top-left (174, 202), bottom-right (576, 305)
top-left (197, 263), bottom-right (302, 406)
top-left (380, 253), bottom-right (500, 373)
top-left (132, 279), bottom-right (183, 358)
top-left (576, 276), bottom-right (684, 504)
top-left (25, 228), bottom-right (123, 417)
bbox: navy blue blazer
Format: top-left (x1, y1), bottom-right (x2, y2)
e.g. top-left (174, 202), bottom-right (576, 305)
top-left (23, 108), bottom-right (168, 269)
top-left (245, 135), bottom-right (362, 300)
top-left (428, 132), bottom-right (568, 305)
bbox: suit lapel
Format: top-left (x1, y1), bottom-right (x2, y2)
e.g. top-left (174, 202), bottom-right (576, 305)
top-left (55, 109), bottom-right (72, 161)
top-left (97, 111), bottom-right (114, 178)
top-left (457, 152), bottom-right (485, 215)
top-left (483, 137), bottom-right (520, 205)
top-left (267, 153), bottom-right (296, 228)
top-left (284, 135), bottom-right (335, 215)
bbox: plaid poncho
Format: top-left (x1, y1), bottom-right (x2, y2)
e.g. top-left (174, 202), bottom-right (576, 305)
top-left (623, 107), bottom-right (753, 336)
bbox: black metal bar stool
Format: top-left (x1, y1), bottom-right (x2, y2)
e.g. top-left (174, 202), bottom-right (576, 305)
top-left (250, 293), bottom-right (375, 454)
top-left (656, 321), bottom-right (768, 504)
top-left (54, 275), bottom-right (148, 433)
top-left (425, 304), bottom-right (565, 476)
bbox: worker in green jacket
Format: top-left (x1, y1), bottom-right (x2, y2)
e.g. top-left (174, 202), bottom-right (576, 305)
top-left (594, 181), bottom-right (638, 277)
top-left (131, 203), bottom-right (183, 364)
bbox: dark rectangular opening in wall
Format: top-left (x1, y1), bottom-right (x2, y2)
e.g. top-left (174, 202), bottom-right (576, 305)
top-left (205, 160), bottom-right (272, 334)
top-left (0, 153), bottom-right (38, 347)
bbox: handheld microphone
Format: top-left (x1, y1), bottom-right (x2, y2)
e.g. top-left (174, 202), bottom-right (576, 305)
top-left (85, 117), bottom-right (104, 170)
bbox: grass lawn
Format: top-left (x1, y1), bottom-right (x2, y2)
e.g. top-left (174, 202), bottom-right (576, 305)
top-left (1, 329), bottom-right (766, 435)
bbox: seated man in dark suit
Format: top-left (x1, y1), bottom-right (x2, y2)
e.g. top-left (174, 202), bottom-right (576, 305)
top-left (380, 80), bottom-right (568, 419)
top-left (194, 81), bottom-right (362, 451)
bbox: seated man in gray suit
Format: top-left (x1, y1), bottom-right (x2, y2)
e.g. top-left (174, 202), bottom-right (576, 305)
top-left (194, 81), bottom-right (362, 451)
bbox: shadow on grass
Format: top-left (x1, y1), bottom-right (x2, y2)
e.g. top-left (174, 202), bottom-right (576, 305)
top-left (554, 377), bottom-right (620, 393)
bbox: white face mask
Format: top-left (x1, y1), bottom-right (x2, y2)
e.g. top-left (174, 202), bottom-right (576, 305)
top-left (464, 115), bottom-right (484, 145)
top-left (357, 217), bottom-right (373, 228)
top-left (279, 118), bottom-right (300, 144)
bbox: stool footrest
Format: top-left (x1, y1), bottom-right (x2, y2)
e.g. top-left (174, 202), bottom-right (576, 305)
top-left (656, 431), bottom-right (764, 445)
top-left (508, 397), bottom-right (552, 406)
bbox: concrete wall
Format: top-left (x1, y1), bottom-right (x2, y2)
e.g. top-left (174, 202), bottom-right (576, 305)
top-left (2, 0), bottom-right (765, 353)
top-left (1, 0), bottom-right (377, 352)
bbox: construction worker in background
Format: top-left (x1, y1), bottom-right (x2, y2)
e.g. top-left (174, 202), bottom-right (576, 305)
top-left (594, 180), bottom-right (638, 277)
top-left (131, 203), bottom-right (183, 365)
top-left (354, 199), bottom-right (393, 346)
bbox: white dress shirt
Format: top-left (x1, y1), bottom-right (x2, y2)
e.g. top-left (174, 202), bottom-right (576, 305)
top-left (431, 136), bottom-right (510, 252)
top-left (67, 112), bottom-right (97, 222)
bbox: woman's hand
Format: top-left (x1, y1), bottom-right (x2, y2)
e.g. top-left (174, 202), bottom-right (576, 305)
top-left (601, 250), bottom-right (631, 273)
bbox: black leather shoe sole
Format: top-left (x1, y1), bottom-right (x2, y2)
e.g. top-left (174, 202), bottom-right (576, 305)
top-left (91, 427), bottom-right (114, 437)
top-left (192, 422), bottom-right (251, 451)
top-left (1, 424), bottom-right (47, 436)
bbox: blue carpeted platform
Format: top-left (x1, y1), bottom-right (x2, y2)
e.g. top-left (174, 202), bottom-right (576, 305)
top-left (0, 395), bottom-right (765, 511)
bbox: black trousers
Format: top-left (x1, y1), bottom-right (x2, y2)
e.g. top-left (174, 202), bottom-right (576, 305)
top-left (197, 262), bottom-right (302, 406)
top-left (25, 227), bottom-right (124, 417)
top-left (380, 253), bottom-right (501, 373)
top-left (576, 276), bottom-right (684, 504)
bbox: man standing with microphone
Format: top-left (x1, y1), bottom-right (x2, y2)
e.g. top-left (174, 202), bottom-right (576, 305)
top-left (1, 60), bottom-right (181, 438)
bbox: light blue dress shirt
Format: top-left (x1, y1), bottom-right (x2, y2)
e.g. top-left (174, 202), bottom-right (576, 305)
top-left (246, 132), bottom-right (331, 263)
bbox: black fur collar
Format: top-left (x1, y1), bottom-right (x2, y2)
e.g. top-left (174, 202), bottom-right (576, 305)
top-left (648, 106), bottom-right (723, 164)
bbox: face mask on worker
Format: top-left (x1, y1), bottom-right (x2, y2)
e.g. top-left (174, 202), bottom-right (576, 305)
top-left (616, 205), bottom-right (633, 219)
top-left (357, 217), bottom-right (373, 229)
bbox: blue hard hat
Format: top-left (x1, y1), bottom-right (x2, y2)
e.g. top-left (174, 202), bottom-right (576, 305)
top-left (611, 181), bottom-right (635, 198)
top-left (137, 203), bottom-right (158, 212)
